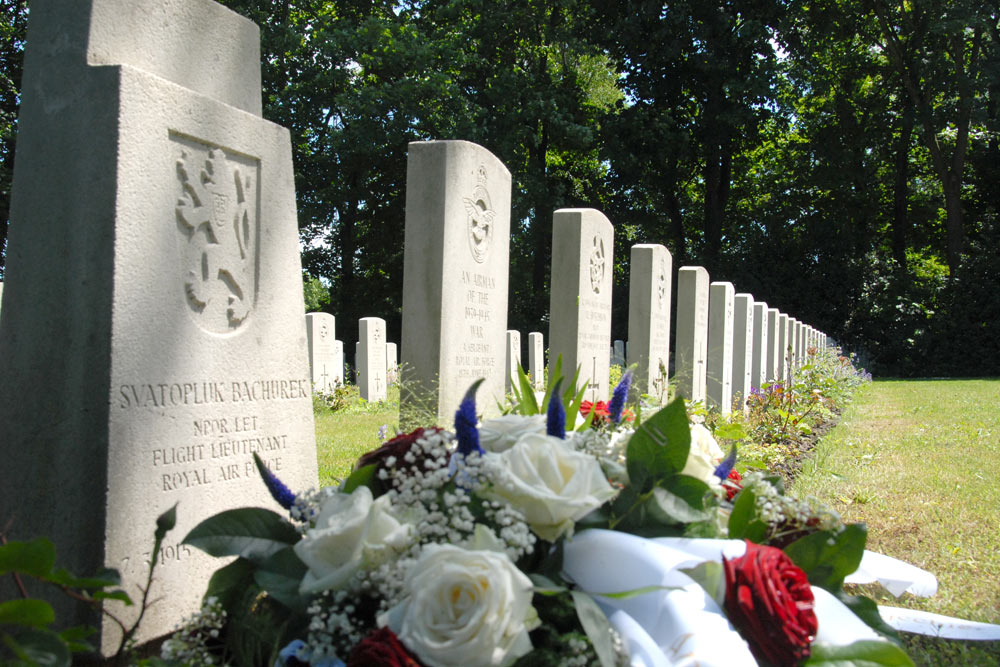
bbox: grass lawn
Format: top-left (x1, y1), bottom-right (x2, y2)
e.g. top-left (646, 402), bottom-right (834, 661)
top-left (791, 378), bottom-right (1000, 665)
top-left (313, 386), bottom-right (401, 487)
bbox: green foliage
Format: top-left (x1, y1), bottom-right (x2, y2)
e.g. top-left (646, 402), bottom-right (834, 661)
top-left (301, 272), bottom-right (330, 312)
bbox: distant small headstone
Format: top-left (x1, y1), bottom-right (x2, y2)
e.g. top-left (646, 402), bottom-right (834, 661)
top-left (306, 313), bottom-right (342, 392)
top-left (386, 341), bottom-right (398, 384)
top-left (675, 266), bottom-right (710, 403)
top-left (0, 0), bottom-right (317, 653)
top-left (626, 244), bottom-right (672, 400)
top-left (506, 330), bottom-right (521, 393)
top-left (766, 307), bottom-right (779, 382)
top-left (612, 339), bottom-right (626, 367)
top-left (707, 282), bottom-right (735, 414)
top-left (731, 294), bottom-right (754, 412)
top-left (548, 209), bottom-right (614, 403)
top-left (787, 317), bottom-right (799, 373)
top-left (359, 317), bottom-right (387, 402)
top-left (400, 141), bottom-right (511, 425)
top-left (751, 302), bottom-right (769, 391)
top-left (776, 313), bottom-right (789, 381)
top-left (528, 332), bottom-right (544, 390)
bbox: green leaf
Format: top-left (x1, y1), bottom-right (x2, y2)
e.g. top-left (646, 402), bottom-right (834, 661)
top-left (679, 561), bottom-right (725, 606)
top-left (803, 639), bottom-right (914, 666)
top-left (588, 584), bottom-right (678, 600)
top-left (713, 422), bottom-right (747, 441)
top-left (528, 574), bottom-right (567, 596)
top-left (645, 481), bottom-right (713, 524)
top-left (784, 524), bottom-right (867, 591)
top-left (0, 538), bottom-right (56, 578)
top-left (204, 558), bottom-right (257, 610)
top-left (625, 397), bottom-right (691, 493)
top-left (571, 590), bottom-right (616, 667)
top-left (56, 626), bottom-right (94, 654)
top-left (539, 355), bottom-right (563, 413)
top-left (342, 464), bottom-right (376, 494)
top-left (727, 487), bottom-right (757, 538)
top-left (253, 546), bottom-right (310, 612)
top-left (516, 361), bottom-right (540, 415)
top-left (0, 600), bottom-right (54, 628)
top-left (90, 590), bottom-right (133, 605)
top-left (3, 627), bottom-right (72, 666)
top-left (45, 567), bottom-right (121, 589)
top-left (183, 507), bottom-right (301, 563)
top-left (835, 592), bottom-right (903, 643)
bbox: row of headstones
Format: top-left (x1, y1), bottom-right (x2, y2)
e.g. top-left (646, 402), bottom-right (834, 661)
top-left (304, 312), bottom-right (399, 401)
top-left (396, 142), bottom-right (829, 423)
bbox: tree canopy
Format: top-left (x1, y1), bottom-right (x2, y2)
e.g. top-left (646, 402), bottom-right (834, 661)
top-left (1, 0), bottom-right (997, 376)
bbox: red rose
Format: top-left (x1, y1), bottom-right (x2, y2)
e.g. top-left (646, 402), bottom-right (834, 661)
top-left (355, 427), bottom-right (442, 472)
top-left (723, 540), bottom-right (817, 665)
top-left (723, 469), bottom-right (743, 501)
top-left (579, 400), bottom-right (610, 423)
top-left (347, 627), bottom-right (422, 667)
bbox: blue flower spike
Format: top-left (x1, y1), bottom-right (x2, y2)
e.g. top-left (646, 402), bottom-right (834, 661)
top-left (455, 379), bottom-right (485, 456)
top-left (254, 452), bottom-right (296, 510)
top-left (714, 444), bottom-right (738, 480)
top-left (609, 370), bottom-right (633, 424)
top-left (547, 379), bottom-right (566, 439)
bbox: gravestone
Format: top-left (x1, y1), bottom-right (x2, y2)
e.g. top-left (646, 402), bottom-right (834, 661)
top-left (306, 312), bottom-right (342, 391)
top-left (626, 244), bottom-right (672, 400)
top-left (731, 293), bottom-right (754, 412)
top-left (776, 313), bottom-right (789, 382)
top-left (400, 141), bottom-right (511, 425)
top-left (612, 339), bottom-right (626, 367)
top-left (674, 266), bottom-right (710, 403)
top-left (528, 331), bottom-right (544, 390)
top-left (766, 307), bottom-right (779, 382)
top-left (787, 317), bottom-right (799, 373)
top-left (386, 341), bottom-right (398, 384)
top-left (751, 302), bottom-right (768, 390)
top-left (0, 0), bottom-right (318, 653)
top-left (706, 282), bottom-right (735, 414)
top-left (506, 330), bottom-right (521, 393)
top-left (792, 319), bottom-right (803, 368)
top-left (0, 281), bottom-right (4, 320)
top-left (359, 317), bottom-right (387, 402)
top-left (548, 209), bottom-right (614, 403)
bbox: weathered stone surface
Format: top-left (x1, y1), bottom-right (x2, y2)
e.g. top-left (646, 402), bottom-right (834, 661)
top-left (548, 209), bottom-right (614, 404)
top-left (674, 266), bottom-right (710, 403)
top-left (751, 302), bottom-right (769, 391)
top-left (0, 0), bottom-right (317, 653)
top-left (359, 317), bottom-right (387, 402)
top-left (707, 282), bottom-right (735, 414)
top-left (766, 307), bottom-right (779, 382)
top-left (306, 313), bottom-right (342, 391)
top-left (400, 140), bottom-right (511, 425)
top-left (626, 244), bottom-right (672, 400)
top-left (731, 294), bottom-right (754, 412)
top-left (506, 330), bottom-right (521, 393)
top-left (528, 332), bottom-right (544, 390)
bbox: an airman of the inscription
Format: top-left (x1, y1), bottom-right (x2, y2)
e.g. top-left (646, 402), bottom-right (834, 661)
top-left (589, 235), bottom-right (606, 294)
top-left (464, 165), bottom-right (495, 263)
top-left (657, 259), bottom-right (667, 307)
top-left (175, 144), bottom-right (257, 333)
top-left (319, 322), bottom-right (329, 340)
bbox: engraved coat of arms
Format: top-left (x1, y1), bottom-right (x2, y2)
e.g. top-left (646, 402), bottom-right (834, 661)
top-left (174, 142), bottom-right (258, 333)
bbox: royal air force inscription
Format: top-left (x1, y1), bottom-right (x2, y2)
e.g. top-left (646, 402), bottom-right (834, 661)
top-left (116, 378), bottom-right (307, 492)
top-left (456, 270), bottom-right (497, 380)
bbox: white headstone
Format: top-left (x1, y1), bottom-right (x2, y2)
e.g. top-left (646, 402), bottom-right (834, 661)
top-left (612, 339), bottom-right (626, 367)
top-left (506, 330), bottom-right (522, 393)
top-left (626, 244), bottom-right (672, 400)
top-left (400, 141), bottom-right (511, 425)
top-left (766, 307), bottom-right (779, 382)
top-left (674, 266), bottom-right (710, 403)
top-left (306, 313), bottom-right (341, 392)
top-left (386, 341), bottom-right (398, 384)
top-left (776, 313), bottom-right (789, 382)
top-left (707, 282), bottom-right (735, 414)
top-left (731, 294), bottom-right (754, 413)
top-left (528, 331), bottom-right (544, 390)
top-left (751, 302), bottom-right (769, 391)
top-left (787, 317), bottom-right (799, 374)
top-left (0, 0), bottom-right (317, 652)
top-left (548, 209), bottom-right (614, 403)
top-left (359, 317), bottom-right (387, 402)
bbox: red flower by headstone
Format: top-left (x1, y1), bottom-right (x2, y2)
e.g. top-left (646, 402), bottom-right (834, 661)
top-left (355, 427), bottom-right (442, 473)
top-left (723, 540), bottom-right (818, 665)
top-left (579, 400), bottom-right (611, 423)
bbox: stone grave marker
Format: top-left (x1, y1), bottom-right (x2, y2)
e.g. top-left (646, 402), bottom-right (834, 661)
top-left (528, 331), bottom-right (544, 389)
top-left (787, 317), bottom-right (799, 373)
top-left (400, 141), bottom-right (510, 425)
top-left (707, 282), bottom-right (735, 414)
top-left (674, 266), bottom-right (710, 403)
top-left (386, 341), bottom-right (398, 384)
top-left (359, 317), bottom-right (387, 402)
top-left (506, 329), bottom-right (521, 393)
top-left (766, 306), bottom-right (779, 382)
top-left (612, 339), bottom-right (626, 367)
top-left (306, 312), bottom-right (342, 392)
top-left (548, 209), bottom-right (614, 403)
top-left (776, 313), bottom-right (789, 382)
top-left (626, 244), bottom-right (672, 400)
top-left (751, 302), bottom-right (769, 390)
top-left (731, 293), bottom-right (754, 413)
top-left (0, 0), bottom-right (318, 653)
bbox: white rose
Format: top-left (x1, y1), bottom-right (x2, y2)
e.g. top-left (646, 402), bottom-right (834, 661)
top-left (680, 423), bottom-right (724, 489)
top-left (479, 414), bottom-right (546, 452)
top-left (293, 486), bottom-right (411, 594)
top-left (380, 544), bottom-right (536, 667)
top-left (484, 433), bottom-right (618, 541)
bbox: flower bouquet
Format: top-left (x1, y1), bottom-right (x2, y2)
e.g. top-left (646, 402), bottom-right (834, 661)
top-left (167, 372), bottom-right (914, 666)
